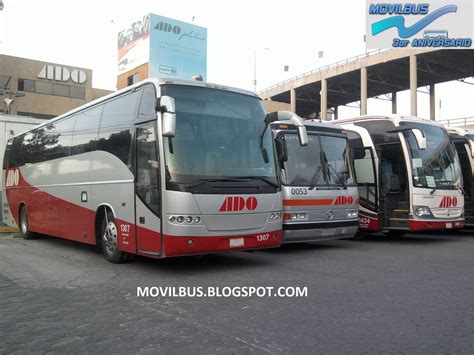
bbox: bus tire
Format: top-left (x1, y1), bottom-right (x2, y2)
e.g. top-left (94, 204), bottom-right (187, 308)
top-left (100, 211), bottom-right (126, 263)
top-left (19, 205), bottom-right (35, 239)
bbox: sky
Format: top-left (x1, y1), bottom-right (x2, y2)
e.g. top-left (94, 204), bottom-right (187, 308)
top-left (0, 0), bottom-right (473, 120)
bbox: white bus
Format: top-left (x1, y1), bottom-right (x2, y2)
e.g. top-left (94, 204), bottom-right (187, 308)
top-left (447, 128), bottom-right (474, 228)
top-left (2, 78), bottom-right (300, 262)
top-left (335, 115), bottom-right (464, 234)
top-left (270, 117), bottom-right (359, 242)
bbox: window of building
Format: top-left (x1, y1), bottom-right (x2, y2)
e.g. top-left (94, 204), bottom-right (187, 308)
top-left (0, 75), bottom-right (11, 89)
top-left (18, 78), bottom-right (36, 92)
top-left (53, 83), bottom-right (70, 97)
top-left (35, 81), bottom-right (53, 95)
top-left (69, 86), bottom-right (86, 99)
top-left (127, 73), bottom-right (139, 86)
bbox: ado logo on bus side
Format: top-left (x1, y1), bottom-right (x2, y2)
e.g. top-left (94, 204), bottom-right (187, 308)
top-left (5, 169), bottom-right (20, 187)
top-left (219, 196), bottom-right (258, 212)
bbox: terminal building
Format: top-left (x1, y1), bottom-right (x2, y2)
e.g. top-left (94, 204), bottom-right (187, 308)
top-left (0, 54), bottom-right (112, 119)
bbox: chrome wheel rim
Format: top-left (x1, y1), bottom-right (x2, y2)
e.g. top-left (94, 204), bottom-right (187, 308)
top-left (103, 221), bottom-right (118, 255)
top-left (20, 210), bottom-right (28, 235)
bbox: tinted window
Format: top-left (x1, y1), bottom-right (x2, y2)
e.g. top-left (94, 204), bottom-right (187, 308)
top-left (3, 140), bottom-right (12, 169)
top-left (98, 91), bottom-right (139, 165)
top-left (355, 121), bottom-right (399, 146)
top-left (70, 86), bottom-right (86, 99)
top-left (36, 81), bottom-right (53, 95)
top-left (53, 84), bottom-right (70, 97)
top-left (136, 123), bottom-right (160, 215)
top-left (71, 105), bottom-right (103, 155)
top-left (137, 85), bottom-right (157, 122)
top-left (9, 136), bottom-right (25, 168)
top-left (48, 117), bottom-right (76, 159)
top-left (18, 78), bottom-right (35, 92)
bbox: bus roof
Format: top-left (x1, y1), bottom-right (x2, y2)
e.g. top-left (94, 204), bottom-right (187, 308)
top-left (271, 119), bottom-right (345, 134)
top-left (12, 78), bottom-right (259, 139)
top-left (333, 114), bottom-right (446, 129)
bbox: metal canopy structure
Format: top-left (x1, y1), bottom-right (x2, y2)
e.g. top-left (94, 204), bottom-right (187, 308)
top-left (259, 49), bottom-right (474, 119)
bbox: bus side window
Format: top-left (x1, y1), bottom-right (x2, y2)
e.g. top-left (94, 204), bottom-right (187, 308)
top-left (98, 91), bottom-right (140, 165)
top-left (137, 85), bottom-right (157, 122)
top-left (10, 136), bottom-right (24, 168)
top-left (71, 105), bottom-right (103, 155)
top-left (3, 140), bottom-right (12, 170)
top-left (136, 124), bottom-right (160, 215)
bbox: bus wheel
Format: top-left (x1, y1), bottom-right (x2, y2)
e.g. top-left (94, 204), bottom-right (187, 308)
top-left (100, 211), bottom-right (126, 263)
top-left (19, 206), bottom-right (35, 239)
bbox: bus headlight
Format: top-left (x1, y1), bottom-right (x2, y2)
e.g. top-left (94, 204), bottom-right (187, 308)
top-left (168, 215), bottom-right (203, 225)
top-left (283, 212), bottom-right (308, 221)
top-left (414, 206), bottom-right (432, 217)
top-left (347, 210), bottom-right (358, 218)
top-left (269, 212), bottom-right (283, 221)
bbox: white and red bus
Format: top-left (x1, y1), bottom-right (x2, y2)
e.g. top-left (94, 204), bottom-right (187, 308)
top-left (335, 115), bottom-right (464, 234)
top-left (447, 127), bottom-right (474, 228)
top-left (2, 78), bottom-right (295, 262)
top-left (269, 117), bottom-right (359, 242)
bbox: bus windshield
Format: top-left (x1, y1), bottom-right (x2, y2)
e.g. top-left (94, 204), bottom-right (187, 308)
top-left (161, 84), bottom-right (277, 186)
top-left (401, 122), bottom-right (461, 189)
top-left (281, 133), bottom-right (354, 187)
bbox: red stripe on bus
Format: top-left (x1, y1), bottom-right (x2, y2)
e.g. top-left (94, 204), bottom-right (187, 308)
top-left (283, 199), bottom-right (333, 206)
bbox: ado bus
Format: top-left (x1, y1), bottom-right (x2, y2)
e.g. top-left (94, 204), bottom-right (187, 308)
top-left (335, 115), bottom-right (464, 234)
top-left (447, 128), bottom-right (474, 227)
top-left (268, 116), bottom-right (359, 242)
top-left (2, 78), bottom-right (301, 262)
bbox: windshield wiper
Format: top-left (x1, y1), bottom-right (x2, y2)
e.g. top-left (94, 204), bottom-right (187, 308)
top-left (308, 166), bottom-right (322, 190)
top-left (322, 151), bottom-right (347, 189)
top-left (226, 176), bottom-right (280, 188)
top-left (186, 178), bottom-right (246, 189)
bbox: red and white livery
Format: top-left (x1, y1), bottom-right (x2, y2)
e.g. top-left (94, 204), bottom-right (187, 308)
top-left (2, 78), bottom-right (284, 262)
top-left (335, 115), bottom-right (464, 234)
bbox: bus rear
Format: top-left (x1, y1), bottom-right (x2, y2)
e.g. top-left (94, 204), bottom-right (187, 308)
top-left (271, 119), bottom-right (359, 242)
top-left (2, 79), bottom-right (284, 262)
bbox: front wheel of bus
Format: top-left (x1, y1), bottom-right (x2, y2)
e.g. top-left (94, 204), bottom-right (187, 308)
top-left (19, 206), bottom-right (35, 239)
top-left (101, 211), bottom-right (126, 263)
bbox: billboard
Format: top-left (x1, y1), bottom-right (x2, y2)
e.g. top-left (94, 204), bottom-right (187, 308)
top-left (117, 14), bottom-right (207, 81)
top-left (149, 14), bottom-right (207, 81)
top-left (117, 15), bottom-right (150, 74)
top-left (366, 0), bottom-right (473, 49)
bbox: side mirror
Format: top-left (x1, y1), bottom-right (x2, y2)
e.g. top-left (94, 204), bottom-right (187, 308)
top-left (297, 126), bottom-right (308, 147)
top-left (412, 128), bottom-right (427, 150)
top-left (275, 136), bottom-right (288, 163)
top-left (160, 96), bottom-right (176, 137)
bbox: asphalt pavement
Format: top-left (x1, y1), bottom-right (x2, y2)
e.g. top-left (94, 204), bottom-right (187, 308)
top-left (0, 231), bottom-right (473, 354)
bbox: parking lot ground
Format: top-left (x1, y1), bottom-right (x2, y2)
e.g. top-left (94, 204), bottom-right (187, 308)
top-left (0, 231), bottom-right (473, 353)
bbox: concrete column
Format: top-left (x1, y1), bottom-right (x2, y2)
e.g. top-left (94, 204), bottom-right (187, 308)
top-left (290, 88), bottom-right (296, 113)
top-left (391, 92), bottom-right (397, 114)
top-left (334, 106), bottom-right (338, 120)
top-left (360, 67), bottom-right (367, 115)
top-left (409, 55), bottom-right (417, 116)
top-left (321, 78), bottom-right (327, 120)
top-left (429, 84), bottom-right (435, 121)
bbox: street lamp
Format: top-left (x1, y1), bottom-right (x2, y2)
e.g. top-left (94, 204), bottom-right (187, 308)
top-left (253, 48), bottom-right (269, 93)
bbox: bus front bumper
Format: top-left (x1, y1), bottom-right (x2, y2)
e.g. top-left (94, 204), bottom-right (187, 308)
top-left (282, 220), bottom-right (359, 243)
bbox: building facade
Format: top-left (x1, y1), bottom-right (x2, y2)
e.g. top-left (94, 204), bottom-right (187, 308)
top-left (0, 54), bottom-right (112, 119)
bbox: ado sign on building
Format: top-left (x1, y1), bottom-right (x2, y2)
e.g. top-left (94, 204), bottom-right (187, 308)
top-left (37, 64), bottom-right (87, 84)
top-left (117, 13), bottom-right (207, 81)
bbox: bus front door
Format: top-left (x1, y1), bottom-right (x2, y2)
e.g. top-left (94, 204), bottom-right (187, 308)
top-left (134, 122), bottom-right (162, 256)
top-left (379, 143), bottom-right (409, 230)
